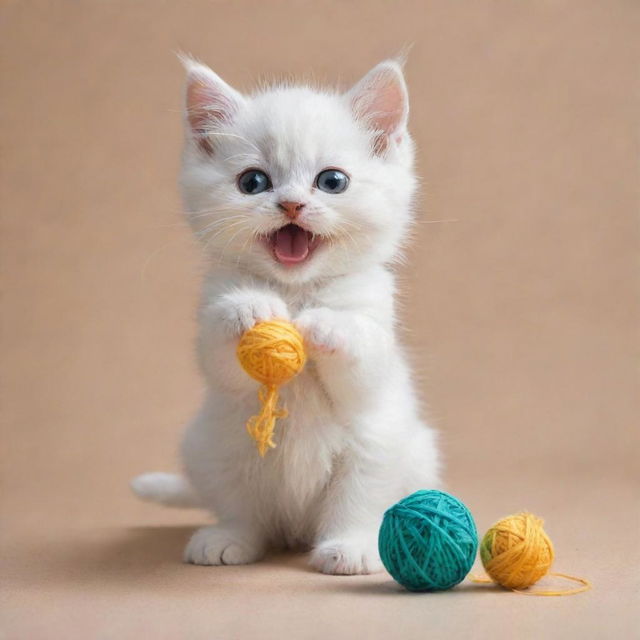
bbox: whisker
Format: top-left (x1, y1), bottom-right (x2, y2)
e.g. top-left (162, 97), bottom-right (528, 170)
top-left (339, 228), bottom-right (363, 257)
top-left (190, 215), bottom-right (249, 232)
top-left (336, 216), bottom-right (363, 229)
top-left (139, 237), bottom-right (186, 282)
top-left (186, 206), bottom-right (247, 218)
top-left (235, 233), bottom-right (255, 268)
top-left (192, 213), bottom-right (250, 232)
top-left (197, 219), bottom-right (249, 244)
top-left (215, 226), bottom-right (250, 267)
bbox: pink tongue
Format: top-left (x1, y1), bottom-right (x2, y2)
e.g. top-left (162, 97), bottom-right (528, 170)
top-left (274, 225), bottom-right (309, 264)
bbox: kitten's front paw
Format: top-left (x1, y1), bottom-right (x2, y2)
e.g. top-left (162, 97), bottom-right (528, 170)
top-left (184, 525), bottom-right (265, 566)
top-left (214, 290), bottom-right (289, 336)
top-left (310, 537), bottom-right (383, 575)
top-left (296, 307), bottom-right (349, 355)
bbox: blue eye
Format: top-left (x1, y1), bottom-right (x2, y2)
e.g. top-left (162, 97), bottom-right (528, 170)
top-left (316, 169), bottom-right (349, 194)
top-left (238, 169), bottom-right (271, 194)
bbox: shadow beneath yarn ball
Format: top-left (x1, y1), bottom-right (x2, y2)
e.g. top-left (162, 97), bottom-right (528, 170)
top-left (333, 579), bottom-right (498, 597)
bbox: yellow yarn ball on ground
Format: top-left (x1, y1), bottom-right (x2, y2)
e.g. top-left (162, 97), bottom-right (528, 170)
top-left (480, 512), bottom-right (554, 590)
top-left (236, 319), bottom-right (306, 456)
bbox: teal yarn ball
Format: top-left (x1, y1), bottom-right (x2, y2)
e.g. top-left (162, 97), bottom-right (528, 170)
top-left (378, 490), bottom-right (478, 592)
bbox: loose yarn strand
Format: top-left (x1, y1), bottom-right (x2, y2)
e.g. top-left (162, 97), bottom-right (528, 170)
top-left (236, 320), bottom-right (306, 456)
top-left (514, 572), bottom-right (592, 596)
top-left (470, 571), bottom-right (591, 596)
top-left (246, 384), bottom-right (287, 457)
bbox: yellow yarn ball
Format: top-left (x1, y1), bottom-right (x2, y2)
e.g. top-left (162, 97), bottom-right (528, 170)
top-left (480, 512), bottom-right (555, 590)
top-left (237, 319), bottom-right (306, 385)
top-left (236, 319), bottom-right (306, 456)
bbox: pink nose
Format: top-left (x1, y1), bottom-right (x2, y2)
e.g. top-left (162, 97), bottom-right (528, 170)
top-left (277, 201), bottom-right (305, 220)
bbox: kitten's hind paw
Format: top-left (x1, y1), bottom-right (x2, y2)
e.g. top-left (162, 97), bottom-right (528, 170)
top-left (184, 525), bottom-right (265, 566)
top-left (310, 537), bottom-right (383, 575)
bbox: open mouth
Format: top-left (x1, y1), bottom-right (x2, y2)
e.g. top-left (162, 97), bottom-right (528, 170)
top-left (267, 223), bottom-right (321, 267)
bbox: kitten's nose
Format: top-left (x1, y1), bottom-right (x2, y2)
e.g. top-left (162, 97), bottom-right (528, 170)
top-left (277, 201), bottom-right (305, 220)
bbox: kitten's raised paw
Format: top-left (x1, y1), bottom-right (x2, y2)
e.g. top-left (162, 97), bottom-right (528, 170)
top-left (295, 307), bottom-right (349, 355)
top-left (184, 526), bottom-right (265, 566)
top-left (310, 538), bottom-right (383, 575)
top-left (214, 290), bottom-right (289, 336)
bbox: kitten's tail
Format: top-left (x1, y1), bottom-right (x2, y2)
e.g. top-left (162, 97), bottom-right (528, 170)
top-left (130, 472), bottom-right (202, 508)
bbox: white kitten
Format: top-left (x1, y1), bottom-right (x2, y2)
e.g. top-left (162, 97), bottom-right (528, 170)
top-left (131, 57), bottom-right (441, 574)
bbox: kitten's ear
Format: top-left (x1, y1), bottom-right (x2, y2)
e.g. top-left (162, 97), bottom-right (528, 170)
top-left (347, 60), bottom-right (409, 155)
top-left (180, 56), bottom-right (245, 154)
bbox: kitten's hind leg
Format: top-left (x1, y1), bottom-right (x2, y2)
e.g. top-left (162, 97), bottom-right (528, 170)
top-left (130, 472), bottom-right (202, 508)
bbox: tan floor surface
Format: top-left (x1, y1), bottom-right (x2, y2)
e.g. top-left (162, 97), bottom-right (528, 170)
top-left (2, 1), bottom-right (639, 638)
top-left (3, 473), bottom-right (639, 639)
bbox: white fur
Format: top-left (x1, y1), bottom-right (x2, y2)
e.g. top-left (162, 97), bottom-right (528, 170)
top-left (131, 57), bottom-right (441, 575)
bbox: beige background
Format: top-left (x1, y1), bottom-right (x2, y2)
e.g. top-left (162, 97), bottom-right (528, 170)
top-left (2, 1), bottom-right (638, 638)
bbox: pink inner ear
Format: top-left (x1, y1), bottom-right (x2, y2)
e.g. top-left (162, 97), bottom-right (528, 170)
top-left (368, 77), bottom-right (405, 134)
top-left (186, 75), bottom-right (238, 154)
top-left (187, 81), bottom-right (219, 133)
top-left (351, 66), bottom-right (408, 155)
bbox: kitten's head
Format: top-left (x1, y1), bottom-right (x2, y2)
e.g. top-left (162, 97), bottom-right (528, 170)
top-left (180, 57), bottom-right (416, 284)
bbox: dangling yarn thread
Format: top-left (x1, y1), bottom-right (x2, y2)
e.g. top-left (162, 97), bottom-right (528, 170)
top-left (473, 512), bottom-right (591, 596)
top-left (236, 319), bottom-right (306, 456)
